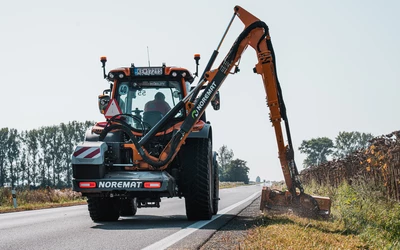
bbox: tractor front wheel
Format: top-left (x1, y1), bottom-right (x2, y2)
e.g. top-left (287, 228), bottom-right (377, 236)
top-left (212, 151), bottom-right (219, 215)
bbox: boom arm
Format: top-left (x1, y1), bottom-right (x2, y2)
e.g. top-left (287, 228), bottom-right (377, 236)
top-left (119, 5), bottom-right (302, 196)
top-left (179, 5), bottom-right (303, 196)
top-left (235, 6), bottom-right (303, 195)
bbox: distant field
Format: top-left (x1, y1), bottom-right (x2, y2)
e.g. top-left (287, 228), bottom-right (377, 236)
top-left (219, 181), bottom-right (249, 189)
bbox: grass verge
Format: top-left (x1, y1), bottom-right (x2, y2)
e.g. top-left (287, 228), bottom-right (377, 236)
top-left (0, 187), bottom-right (86, 214)
top-left (242, 212), bottom-right (365, 249)
top-left (241, 180), bottom-right (400, 249)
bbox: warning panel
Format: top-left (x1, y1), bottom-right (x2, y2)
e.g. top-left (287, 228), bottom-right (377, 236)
top-left (104, 99), bottom-right (122, 119)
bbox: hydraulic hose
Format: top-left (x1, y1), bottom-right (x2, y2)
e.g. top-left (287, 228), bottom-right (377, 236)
top-left (263, 29), bottom-right (303, 193)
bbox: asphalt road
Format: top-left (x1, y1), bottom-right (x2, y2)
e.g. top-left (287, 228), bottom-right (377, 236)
top-left (0, 185), bottom-right (262, 250)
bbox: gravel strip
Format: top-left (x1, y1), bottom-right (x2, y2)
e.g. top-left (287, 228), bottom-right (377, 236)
top-left (200, 196), bottom-right (263, 250)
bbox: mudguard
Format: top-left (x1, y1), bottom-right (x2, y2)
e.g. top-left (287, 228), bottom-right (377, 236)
top-left (188, 123), bottom-right (212, 139)
top-left (72, 141), bottom-right (107, 165)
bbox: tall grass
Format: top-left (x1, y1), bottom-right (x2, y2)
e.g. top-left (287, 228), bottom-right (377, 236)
top-left (305, 180), bottom-right (400, 249)
top-left (0, 187), bottom-right (85, 212)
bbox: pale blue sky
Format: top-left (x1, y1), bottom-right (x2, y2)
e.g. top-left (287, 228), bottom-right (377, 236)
top-left (1, 0), bottom-right (399, 181)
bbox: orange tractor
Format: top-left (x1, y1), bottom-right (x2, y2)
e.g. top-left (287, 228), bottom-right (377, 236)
top-left (72, 5), bottom-right (330, 222)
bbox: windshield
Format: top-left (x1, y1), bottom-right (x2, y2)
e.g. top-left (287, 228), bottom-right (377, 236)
top-left (115, 80), bottom-right (183, 129)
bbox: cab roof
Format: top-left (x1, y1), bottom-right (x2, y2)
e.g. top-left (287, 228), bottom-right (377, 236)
top-left (107, 65), bottom-right (194, 83)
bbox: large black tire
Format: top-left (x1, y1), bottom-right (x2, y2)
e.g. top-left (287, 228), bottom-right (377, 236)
top-left (212, 152), bottom-right (219, 215)
top-left (119, 198), bottom-right (138, 216)
top-left (87, 197), bottom-right (119, 222)
top-left (181, 138), bottom-right (214, 221)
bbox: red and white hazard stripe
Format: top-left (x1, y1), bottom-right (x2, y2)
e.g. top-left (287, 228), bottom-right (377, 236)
top-left (73, 147), bottom-right (101, 158)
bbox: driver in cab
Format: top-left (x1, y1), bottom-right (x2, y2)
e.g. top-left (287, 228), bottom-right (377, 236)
top-left (144, 92), bottom-right (171, 115)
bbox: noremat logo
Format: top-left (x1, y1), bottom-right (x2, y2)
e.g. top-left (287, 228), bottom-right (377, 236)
top-left (98, 181), bottom-right (143, 189)
top-left (192, 81), bottom-right (217, 118)
top-left (191, 110), bottom-right (198, 118)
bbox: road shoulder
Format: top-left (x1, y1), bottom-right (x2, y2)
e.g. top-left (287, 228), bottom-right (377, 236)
top-left (200, 197), bottom-right (263, 250)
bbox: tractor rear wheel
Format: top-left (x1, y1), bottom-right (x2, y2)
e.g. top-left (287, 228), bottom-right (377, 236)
top-left (87, 197), bottom-right (119, 222)
top-left (182, 138), bottom-right (214, 220)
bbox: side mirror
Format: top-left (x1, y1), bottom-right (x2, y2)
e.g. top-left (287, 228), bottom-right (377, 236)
top-left (211, 91), bottom-right (220, 110)
top-left (98, 91), bottom-right (110, 114)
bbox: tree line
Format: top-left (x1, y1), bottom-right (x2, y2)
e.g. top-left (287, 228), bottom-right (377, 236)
top-left (0, 121), bottom-right (93, 188)
top-left (298, 131), bottom-right (374, 168)
top-left (0, 122), bottom-right (251, 188)
top-left (301, 131), bottom-right (400, 202)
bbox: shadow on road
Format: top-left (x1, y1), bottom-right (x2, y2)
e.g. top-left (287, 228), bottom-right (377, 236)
top-left (92, 214), bottom-right (188, 230)
top-left (91, 213), bottom-right (254, 231)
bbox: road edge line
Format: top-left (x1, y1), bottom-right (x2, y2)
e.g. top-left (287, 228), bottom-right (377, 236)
top-left (142, 190), bottom-right (261, 250)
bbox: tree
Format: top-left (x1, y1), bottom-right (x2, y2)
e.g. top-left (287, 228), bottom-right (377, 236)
top-left (217, 145), bottom-right (234, 181)
top-left (19, 151), bottom-right (28, 186)
top-left (37, 127), bottom-right (51, 187)
top-left (226, 159), bottom-right (249, 184)
top-left (217, 145), bottom-right (250, 183)
top-left (25, 129), bottom-right (39, 186)
top-left (333, 131), bottom-right (374, 159)
top-left (0, 128), bottom-right (9, 186)
top-left (50, 128), bottom-right (64, 187)
top-left (298, 137), bottom-right (334, 168)
top-left (256, 176), bottom-right (261, 183)
top-left (60, 122), bottom-right (74, 187)
top-left (45, 126), bottom-right (63, 187)
top-left (6, 129), bottom-right (20, 187)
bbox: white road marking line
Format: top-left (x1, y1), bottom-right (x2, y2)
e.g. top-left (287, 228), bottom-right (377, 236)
top-left (142, 191), bottom-right (261, 250)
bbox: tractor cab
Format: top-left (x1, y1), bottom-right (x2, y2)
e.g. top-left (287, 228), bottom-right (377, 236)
top-left (114, 79), bottom-right (183, 129)
top-left (98, 59), bottom-right (194, 131)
